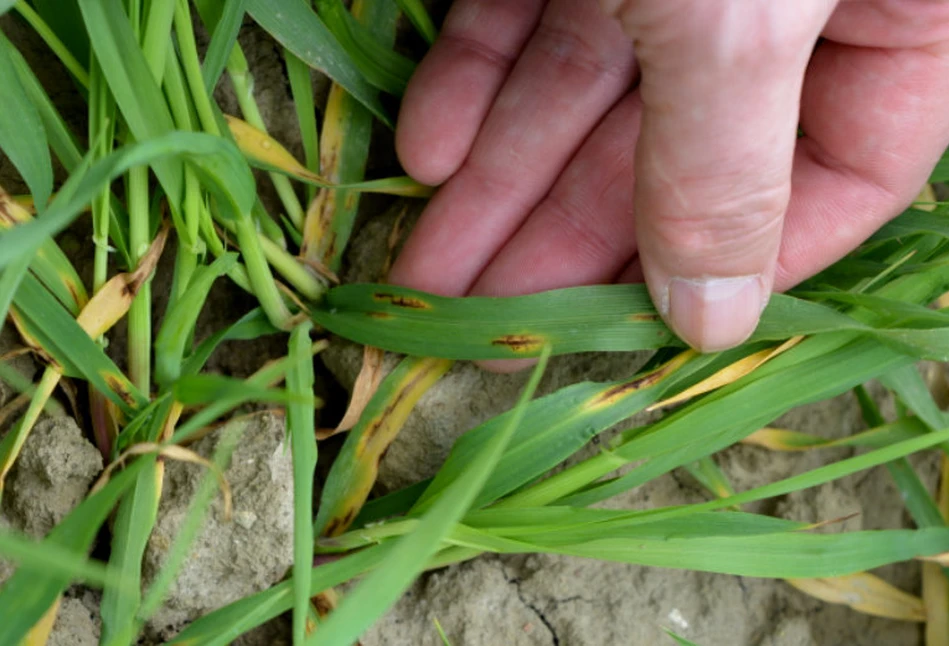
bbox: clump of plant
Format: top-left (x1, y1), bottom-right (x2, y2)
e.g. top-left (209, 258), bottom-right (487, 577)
top-left (1, 1), bottom-right (949, 645)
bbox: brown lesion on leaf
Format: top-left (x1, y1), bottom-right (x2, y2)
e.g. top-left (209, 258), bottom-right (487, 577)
top-left (321, 233), bottom-right (338, 269)
top-left (322, 517), bottom-right (342, 538)
top-left (371, 292), bottom-right (431, 309)
top-left (343, 192), bottom-right (359, 211)
top-left (587, 358), bottom-right (682, 408)
top-left (323, 507), bottom-right (357, 538)
top-left (312, 589), bottom-right (338, 616)
top-left (356, 417), bottom-right (384, 457)
top-left (101, 373), bottom-right (140, 409)
top-left (354, 363), bottom-right (440, 457)
top-left (491, 334), bottom-right (545, 354)
top-left (301, 186), bottom-right (336, 263)
top-left (366, 311), bottom-right (392, 320)
top-left (628, 312), bottom-right (660, 322)
top-left (64, 280), bottom-right (84, 309)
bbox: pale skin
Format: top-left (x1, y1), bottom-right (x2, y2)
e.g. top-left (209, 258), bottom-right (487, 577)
top-left (388, 0), bottom-right (949, 363)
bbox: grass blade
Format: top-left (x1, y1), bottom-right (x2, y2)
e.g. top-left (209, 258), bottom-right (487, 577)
top-left (247, 0), bottom-right (392, 126)
top-left (535, 528), bottom-right (949, 579)
top-left (135, 422), bottom-right (246, 631)
top-left (683, 456), bottom-right (735, 500)
top-left (99, 456), bottom-right (162, 645)
top-left (200, 0), bottom-right (247, 93)
top-left (287, 322), bottom-right (317, 644)
top-left (6, 34), bottom-right (83, 173)
top-left (154, 254), bottom-right (239, 387)
top-left (518, 336), bottom-right (913, 508)
top-left (12, 272), bottom-right (147, 414)
top-left (310, 284), bottom-right (853, 359)
top-left (416, 352), bottom-right (691, 513)
top-left (168, 544), bottom-right (391, 645)
top-left (181, 308), bottom-right (281, 377)
top-left (0, 190), bottom-right (88, 315)
top-left (665, 630), bottom-right (700, 646)
top-left (316, 280), bottom-right (949, 360)
top-left (0, 457), bottom-right (149, 644)
top-left (314, 0), bottom-right (414, 95)
top-left (743, 418), bottom-right (927, 452)
top-left (0, 30), bottom-right (52, 210)
top-left (395, 0), bottom-right (437, 44)
top-left (879, 364), bottom-right (949, 430)
top-left (0, 529), bottom-right (113, 586)
top-left (77, 0), bottom-right (182, 203)
top-left (285, 51), bottom-right (319, 203)
top-left (309, 347), bottom-right (551, 646)
top-left (0, 255), bottom-right (30, 334)
top-left (0, 132), bottom-right (252, 272)
top-left (301, 0), bottom-right (400, 272)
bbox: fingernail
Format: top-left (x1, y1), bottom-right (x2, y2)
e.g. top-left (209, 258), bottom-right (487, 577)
top-left (664, 275), bottom-right (765, 352)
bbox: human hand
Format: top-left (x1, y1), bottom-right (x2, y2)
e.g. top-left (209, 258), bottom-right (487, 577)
top-left (388, 0), bottom-right (949, 356)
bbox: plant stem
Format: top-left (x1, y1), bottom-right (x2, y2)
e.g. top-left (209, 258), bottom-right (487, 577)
top-left (174, 0), bottom-right (220, 135)
top-left (89, 60), bottom-right (114, 294)
top-left (216, 213), bottom-right (325, 301)
top-left (232, 212), bottom-right (294, 329)
top-left (161, 48), bottom-right (205, 299)
top-left (127, 165), bottom-right (152, 393)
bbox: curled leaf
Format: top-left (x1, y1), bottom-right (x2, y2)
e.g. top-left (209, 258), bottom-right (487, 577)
top-left (788, 573), bottom-right (926, 622)
top-left (317, 346), bottom-right (386, 440)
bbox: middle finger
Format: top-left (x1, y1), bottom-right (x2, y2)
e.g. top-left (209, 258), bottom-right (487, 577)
top-left (389, 0), bottom-right (637, 295)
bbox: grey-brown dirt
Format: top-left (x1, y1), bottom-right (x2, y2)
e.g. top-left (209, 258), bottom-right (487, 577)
top-left (143, 412), bottom-right (294, 641)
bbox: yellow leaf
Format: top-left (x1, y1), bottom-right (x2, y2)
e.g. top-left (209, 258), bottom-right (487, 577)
top-left (300, 83), bottom-right (347, 265)
top-left (583, 350), bottom-right (694, 411)
top-left (916, 184), bottom-right (938, 212)
top-left (20, 595), bottom-right (60, 646)
top-left (924, 562), bottom-right (949, 646)
top-left (322, 357), bottom-right (452, 537)
top-left (938, 291), bottom-right (949, 310)
top-left (0, 190), bottom-right (87, 311)
top-left (76, 225), bottom-right (168, 338)
top-left (226, 113), bottom-right (318, 182)
top-left (649, 337), bottom-right (802, 411)
top-left (741, 427), bottom-right (830, 451)
top-left (788, 573), bottom-right (926, 622)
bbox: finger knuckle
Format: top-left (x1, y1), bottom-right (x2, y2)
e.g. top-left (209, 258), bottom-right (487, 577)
top-left (442, 32), bottom-right (517, 71)
top-left (532, 22), bottom-right (629, 80)
top-left (546, 194), bottom-right (626, 266)
top-left (647, 185), bottom-right (787, 261)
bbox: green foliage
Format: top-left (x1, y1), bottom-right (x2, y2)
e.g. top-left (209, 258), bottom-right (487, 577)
top-left (1, 0), bottom-right (948, 644)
